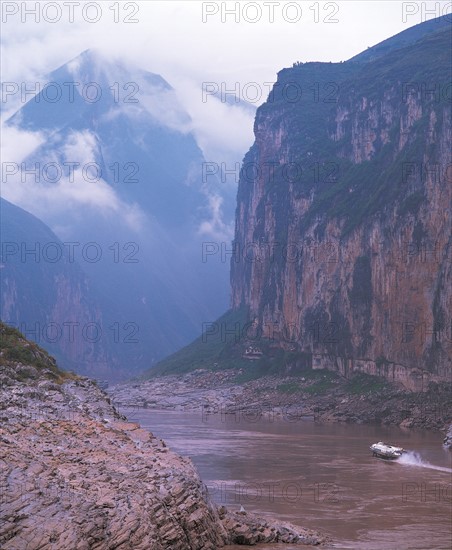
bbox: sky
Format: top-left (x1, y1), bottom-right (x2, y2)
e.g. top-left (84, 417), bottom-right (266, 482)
top-left (1, 0), bottom-right (450, 232)
top-left (2, 1), bottom-right (450, 110)
top-left (2, 2), bottom-right (450, 82)
top-left (2, 1), bottom-right (450, 152)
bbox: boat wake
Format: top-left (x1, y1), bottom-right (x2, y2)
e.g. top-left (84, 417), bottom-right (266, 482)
top-left (397, 451), bottom-right (452, 473)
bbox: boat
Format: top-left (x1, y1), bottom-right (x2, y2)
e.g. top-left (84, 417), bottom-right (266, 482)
top-left (370, 441), bottom-right (405, 460)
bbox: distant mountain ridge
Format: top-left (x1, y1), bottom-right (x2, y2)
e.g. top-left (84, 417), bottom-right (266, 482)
top-left (349, 14), bottom-right (450, 63)
top-left (0, 198), bottom-right (113, 376)
top-left (2, 49), bottom-right (231, 378)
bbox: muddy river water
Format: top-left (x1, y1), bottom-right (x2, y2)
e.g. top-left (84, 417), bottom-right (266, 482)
top-left (128, 408), bottom-right (451, 549)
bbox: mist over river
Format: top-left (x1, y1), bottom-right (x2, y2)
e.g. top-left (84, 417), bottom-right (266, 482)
top-left (125, 408), bottom-right (451, 549)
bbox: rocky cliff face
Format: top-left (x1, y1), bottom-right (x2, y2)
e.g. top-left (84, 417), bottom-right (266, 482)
top-left (0, 324), bottom-right (327, 548)
top-left (231, 18), bottom-right (451, 390)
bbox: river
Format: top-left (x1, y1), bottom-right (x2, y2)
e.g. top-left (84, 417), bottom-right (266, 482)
top-left (125, 408), bottom-right (452, 549)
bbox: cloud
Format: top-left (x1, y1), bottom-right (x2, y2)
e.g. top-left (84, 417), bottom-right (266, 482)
top-left (197, 193), bottom-right (234, 242)
top-left (1, 125), bottom-right (146, 233)
top-left (136, 85), bottom-right (193, 135)
top-left (0, 123), bottom-right (46, 162)
top-left (2, 1), bottom-right (437, 131)
top-left (0, 48), bottom-right (242, 243)
top-left (2, 1), bottom-right (447, 241)
top-left (169, 74), bottom-right (255, 166)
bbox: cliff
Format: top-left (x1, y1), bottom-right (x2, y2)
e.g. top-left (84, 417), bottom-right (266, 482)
top-left (0, 198), bottom-right (113, 378)
top-left (230, 17), bottom-right (451, 391)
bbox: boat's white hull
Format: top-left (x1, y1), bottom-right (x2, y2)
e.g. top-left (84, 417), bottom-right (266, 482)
top-left (371, 450), bottom-right (401, 460)
top-left (370, 442), bottom-right (404, 460)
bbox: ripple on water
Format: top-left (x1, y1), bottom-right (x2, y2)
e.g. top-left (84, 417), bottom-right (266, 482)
top-left (397, 451), bottom-right (452, 473)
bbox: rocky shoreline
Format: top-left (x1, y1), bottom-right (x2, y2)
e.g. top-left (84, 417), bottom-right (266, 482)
top-left (108, 369), bottom-right (452, 447)
top-left (0, 359), bottom-right (328, 548)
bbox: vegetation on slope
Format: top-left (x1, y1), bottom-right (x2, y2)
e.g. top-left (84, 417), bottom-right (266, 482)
top-left (0, 321), bottom-right (77, 383)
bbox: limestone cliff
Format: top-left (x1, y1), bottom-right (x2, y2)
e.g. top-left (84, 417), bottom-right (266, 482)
top-left (231, 17), bottom-right (451, 390)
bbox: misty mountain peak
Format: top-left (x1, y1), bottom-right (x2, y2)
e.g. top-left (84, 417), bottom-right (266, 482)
top-left (65, 48), bottom-right (171, 91)
top-left (7, 49), bottom-right (186, 133)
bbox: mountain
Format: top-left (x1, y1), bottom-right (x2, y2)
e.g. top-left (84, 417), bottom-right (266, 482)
top-left (8, 50), bottom-right (216, 233)
top-left (150, 16), bottom-right (451, 390)
top-left (0, 198), bottom-right (113, 377)
top-left (349, 14), bottom-right (450, 63)
top-left (3, 50), bottom-right (232, 377)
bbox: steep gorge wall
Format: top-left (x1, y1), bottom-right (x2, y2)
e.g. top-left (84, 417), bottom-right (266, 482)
top-left (0, 199), bottom-right (112, 377)
top-left (231, 23), bottom-right (451, 390)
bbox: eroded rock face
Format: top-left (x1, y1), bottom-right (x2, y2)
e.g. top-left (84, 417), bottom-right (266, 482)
top-left (0, 363), bottom-right (328, 548)
top-left (219, 508), bottom-right (325, 546)
top-left (0, 367), bottom-right (228, 549)
top-left (230, 21), bottom-right (451, 388)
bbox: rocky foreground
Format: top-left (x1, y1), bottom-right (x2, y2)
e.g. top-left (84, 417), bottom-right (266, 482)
top-left (108, 369), bottom-right (452, 447)
top-left (0, 328), bottom-right (328, 549)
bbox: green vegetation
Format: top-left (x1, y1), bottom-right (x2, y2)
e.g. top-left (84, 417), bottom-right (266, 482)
top-left (234, 363), bottom-right (268, 383)
top-left (275, 369), bottom-right (341, 395)
top-left (146, 307), bottom-right (250, 377)
top-left (0, 322), bottom-right (76, 383)
top-left (146, 307), bottom-right (315, 380)
top-left (277, 382), bottom-right (302, 394)
top-left (302, 370), bottom-right (339, 395)
top-left (345, 372), bottom-right (389, 395)
top-left (274, 370), bottom-right (389, 396)
top-left (287, 367), bottom-right (401, 399)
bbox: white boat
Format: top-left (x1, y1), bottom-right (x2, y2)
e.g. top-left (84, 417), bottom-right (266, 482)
top-left (370, 441), bottom-right (405, 460)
